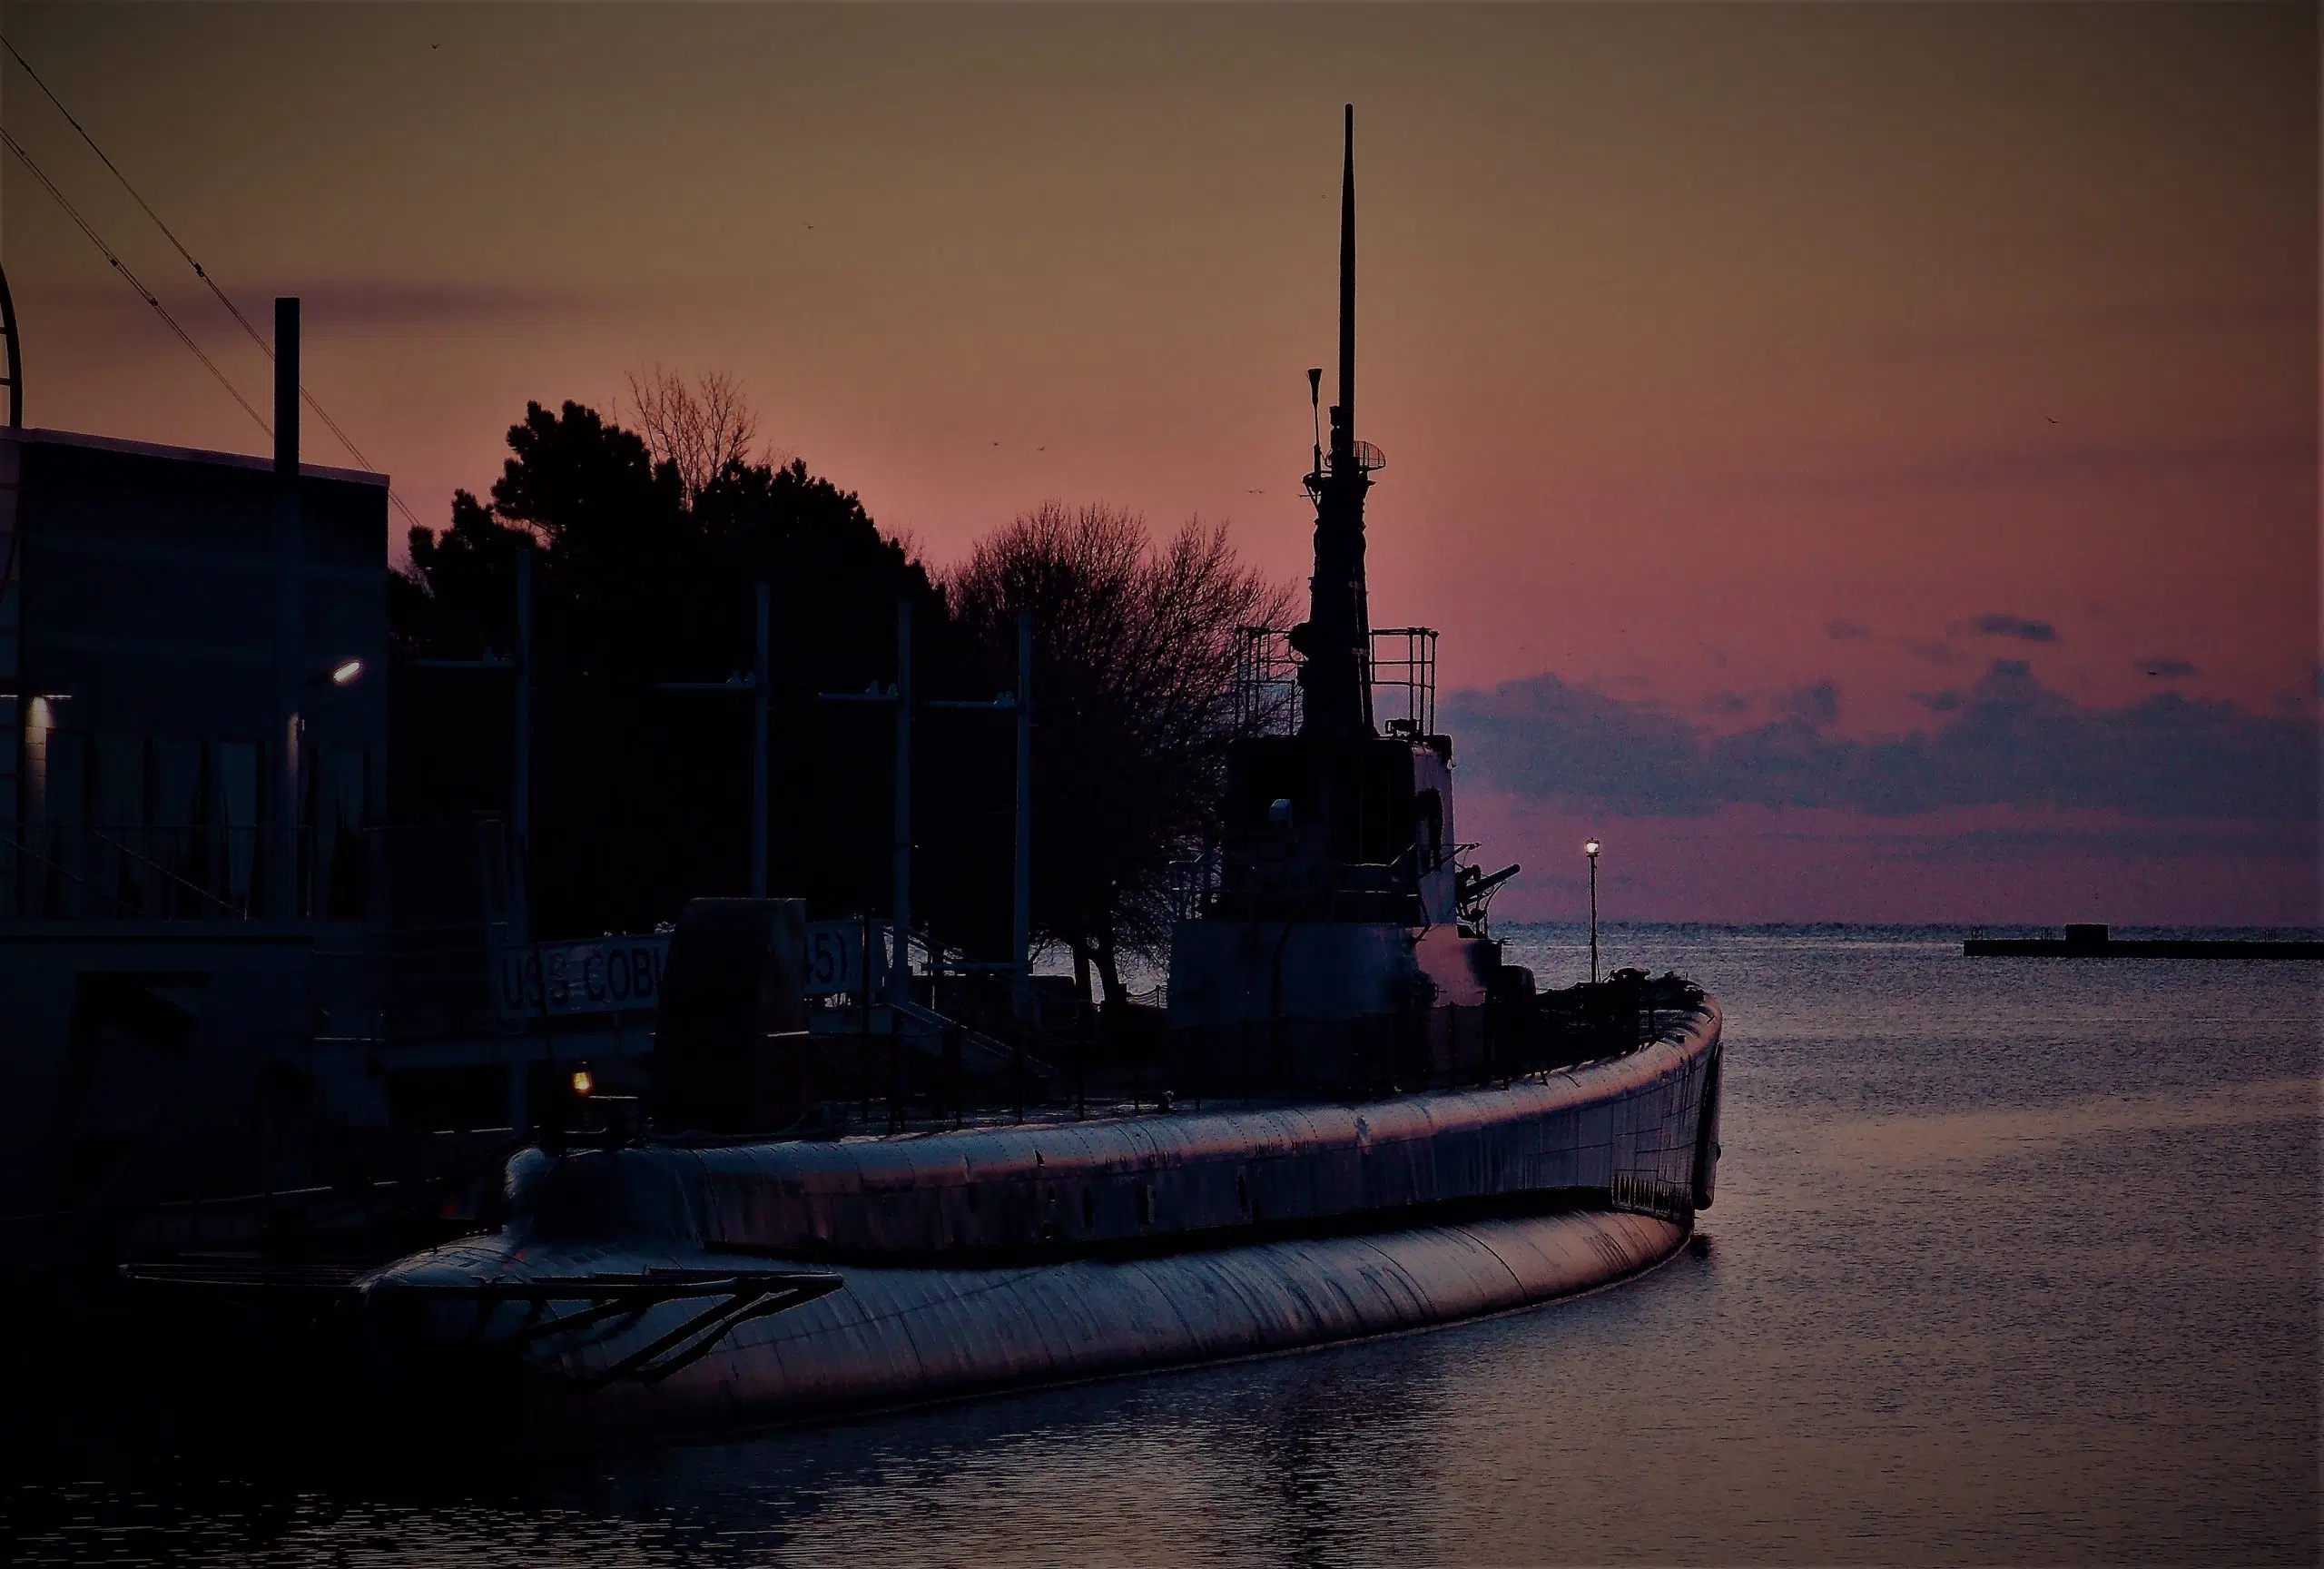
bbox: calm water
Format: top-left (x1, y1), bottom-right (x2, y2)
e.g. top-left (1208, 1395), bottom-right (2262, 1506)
top-left (8, 927), bottom-right (2318, 1564)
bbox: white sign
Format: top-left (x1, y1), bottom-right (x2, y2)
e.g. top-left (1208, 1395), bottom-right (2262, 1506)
top-left (805, 920), bottom-right (868, 996)
top-left (495, 934), bottom-right (670, 1022)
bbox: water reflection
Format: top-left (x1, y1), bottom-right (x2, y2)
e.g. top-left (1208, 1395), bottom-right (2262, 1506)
top-left (5, 928), bottom-right (2315, 1565)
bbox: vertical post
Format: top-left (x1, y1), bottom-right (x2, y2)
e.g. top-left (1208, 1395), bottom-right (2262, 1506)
top-left (946, 1021), bottom-right (963, 1130)
top-left (752, 581), bottom-right (770, 899)
top-left (1587, 845), bottom-right (1600, 985)
top-left (271, 298), bottom-right (301, 922)
top-left (514, 540), bottom-right (534, 943)
top-left (891, 598), bottom-right (911, 1132)
top-left (1011, 611), bottom-right (1032, 1021)
top-left (891, 598), bottom-right (911, 1005)
top-left (1338, 104), bottom-right (1355, 450)
top-left (858, 907), bottom-right (872, 1126)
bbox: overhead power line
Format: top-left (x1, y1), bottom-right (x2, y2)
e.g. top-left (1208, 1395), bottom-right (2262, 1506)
top-left (0, 126), bottom-right (271, 437)
top-left (1, 36), bottom-right (426, 533)
top-left (0, 37), bottom-right (269, 344)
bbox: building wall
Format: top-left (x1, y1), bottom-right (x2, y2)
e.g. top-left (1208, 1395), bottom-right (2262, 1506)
top-left (0, 428), bottom-right (388, 921)
top-left (0, 428), bottom-right (391, 1217)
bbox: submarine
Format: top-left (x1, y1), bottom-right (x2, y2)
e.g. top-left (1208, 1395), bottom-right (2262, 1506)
top-left (157, 108), bottom-right (1724, 1436)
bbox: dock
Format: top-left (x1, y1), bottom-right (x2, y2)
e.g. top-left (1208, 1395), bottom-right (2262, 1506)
top-left (1964, 924), bottom-right (2321, 960)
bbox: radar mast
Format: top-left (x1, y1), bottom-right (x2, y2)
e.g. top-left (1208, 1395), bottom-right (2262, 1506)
top-left (1293, 104), bottom-right (1382, 738)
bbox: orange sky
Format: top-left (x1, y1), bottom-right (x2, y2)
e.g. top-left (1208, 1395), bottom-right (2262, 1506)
top-left (5, 4), bottom-right (2315, 921)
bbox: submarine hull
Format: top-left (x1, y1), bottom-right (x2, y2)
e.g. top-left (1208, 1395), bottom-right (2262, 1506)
top-left (371, 1209), bottom-right (1689, 1434)
top-left (354, 1003), bottom-right (1719, 1431)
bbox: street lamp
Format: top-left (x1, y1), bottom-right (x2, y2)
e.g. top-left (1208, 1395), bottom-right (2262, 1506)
top-left (1583, 838), bottom-right (1601, 984)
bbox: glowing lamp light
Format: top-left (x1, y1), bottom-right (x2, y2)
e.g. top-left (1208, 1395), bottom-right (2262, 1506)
top-left (570, 1069), bottom-right (594, 1097)
top-left (1583, 839), bottom-right (1601, 858)
top-left (330, 657), bottom-right (366, 686)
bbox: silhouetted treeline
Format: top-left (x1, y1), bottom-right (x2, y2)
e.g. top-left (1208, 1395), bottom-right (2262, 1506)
top-left (389, 397), bottom-right (985, 951)
top-left (389, 390), bottom-right (1281, 1003)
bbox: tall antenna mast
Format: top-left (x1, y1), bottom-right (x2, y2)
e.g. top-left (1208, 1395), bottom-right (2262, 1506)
top-left (1337, 103), bottom-right (1355, 461)
top-left (1294, 105), bottom-right (1379, 739)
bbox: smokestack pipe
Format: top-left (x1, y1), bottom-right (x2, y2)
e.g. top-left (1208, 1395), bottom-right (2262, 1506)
top-left (274, 298), bottom-right (299, 475)
top-left (273, 298), bottom-right (301, 917)
top-left (1337, 104), bottom-right (1354, 454)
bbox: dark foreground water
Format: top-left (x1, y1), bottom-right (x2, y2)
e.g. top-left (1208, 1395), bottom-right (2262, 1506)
top-left (6, 927), bottom-right (2317, 1564)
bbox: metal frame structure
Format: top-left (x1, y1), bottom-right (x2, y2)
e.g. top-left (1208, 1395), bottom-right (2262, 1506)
top-left (122, 1258), bottom-right (845, 1388)
top-left (0, 263), bottom-right (22, 429)
top-left (1366, 626), bottom-right (1438, 738)
top-left (1234, 623), bottom-right (1437, 742)
top-left (819, 603), bottom-right (1035, 1020)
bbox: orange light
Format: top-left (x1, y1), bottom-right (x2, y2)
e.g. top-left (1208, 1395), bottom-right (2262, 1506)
top-left (570, 1070), bottom-right (594, 1096)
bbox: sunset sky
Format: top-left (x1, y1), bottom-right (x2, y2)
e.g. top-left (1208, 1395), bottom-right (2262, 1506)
top-left (5, 4), bottom-right (2315, 923)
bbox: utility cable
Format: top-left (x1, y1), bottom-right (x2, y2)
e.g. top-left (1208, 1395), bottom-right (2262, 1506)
top-left (0, 126), bottom-right (271, 438)
top-left (2, 36), bottom-right (426, 533)
top-left (1, 37), bottom-right (268, 346)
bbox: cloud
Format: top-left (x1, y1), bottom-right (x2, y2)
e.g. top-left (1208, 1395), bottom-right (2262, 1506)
top-left (1777, 680), bottom-right (1838, 726)
top-left (1965, 613), bottom-right (2058, 644)
top-left (1713, 430), bottom-right (2314, 505)
top-left (1444, 659), bottom-right (2319, 822)
top-left (276, 281), bottom-right (592, 329)
top-left (29, 278), bottom-right (590, 331)
top-left (1815, 619), bottom-right (1959, 665)
top-left (1860, 820), bottom-right (2315, 866)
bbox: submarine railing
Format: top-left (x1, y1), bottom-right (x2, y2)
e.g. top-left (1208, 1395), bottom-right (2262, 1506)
top-left (1230, 625), bottom-right (1440, 741)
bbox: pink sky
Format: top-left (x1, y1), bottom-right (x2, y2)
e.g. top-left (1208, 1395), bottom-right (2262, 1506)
top-left (6, 5), bottom-right (2315, 922)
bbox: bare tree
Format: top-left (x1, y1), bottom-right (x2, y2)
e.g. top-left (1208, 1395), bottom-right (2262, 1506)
top-left (626, 367), bottom-right (761, 499)
top-left (951, 502), bottom-right (1291, 1009)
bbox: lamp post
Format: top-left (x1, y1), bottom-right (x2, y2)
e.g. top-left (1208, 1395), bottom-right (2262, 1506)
top-left (289, 656), bottom-right (372, 922)
top-left (821, 604), bottom-right (1037, 1123)
top-left (1583, 838), bottom-right (1601, 984)
top-left (926, 612), bottom-right (1034, 1025)
top-left (814, 601), bottom-right (914, 1131)
top-left (653, 580), bottom-right (771, 899)
top-left (407, 538), bottom-right (532, 941)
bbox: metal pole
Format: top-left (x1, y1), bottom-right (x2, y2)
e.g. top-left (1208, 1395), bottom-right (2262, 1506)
top-left (890, 599), bottom-right (912, 1133)
top-left (1338, 104), bottom-right (1355, 450)
top-left (752, 581), bottom-right (770, 899)
top-left (1012, 612), bottom-right (1032, 1021)
top-left (514, 540), bottom-right (533, 943)
top-left (272, 297), bottom-right (301, 922)
top-left (891, 598), bottom-right (911, 1006)
top-left (1589, 853), bottom-right (1599, 985)
top-left (859, 907), bottom-right (872, 1126)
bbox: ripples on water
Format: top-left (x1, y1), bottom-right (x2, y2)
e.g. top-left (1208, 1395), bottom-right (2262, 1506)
top-left (5, 927), bottom-right (2316, 1564)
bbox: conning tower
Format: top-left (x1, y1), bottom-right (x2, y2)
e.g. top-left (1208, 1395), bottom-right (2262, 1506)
top-left (1167, 107), bottom-right (1527, 1097)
